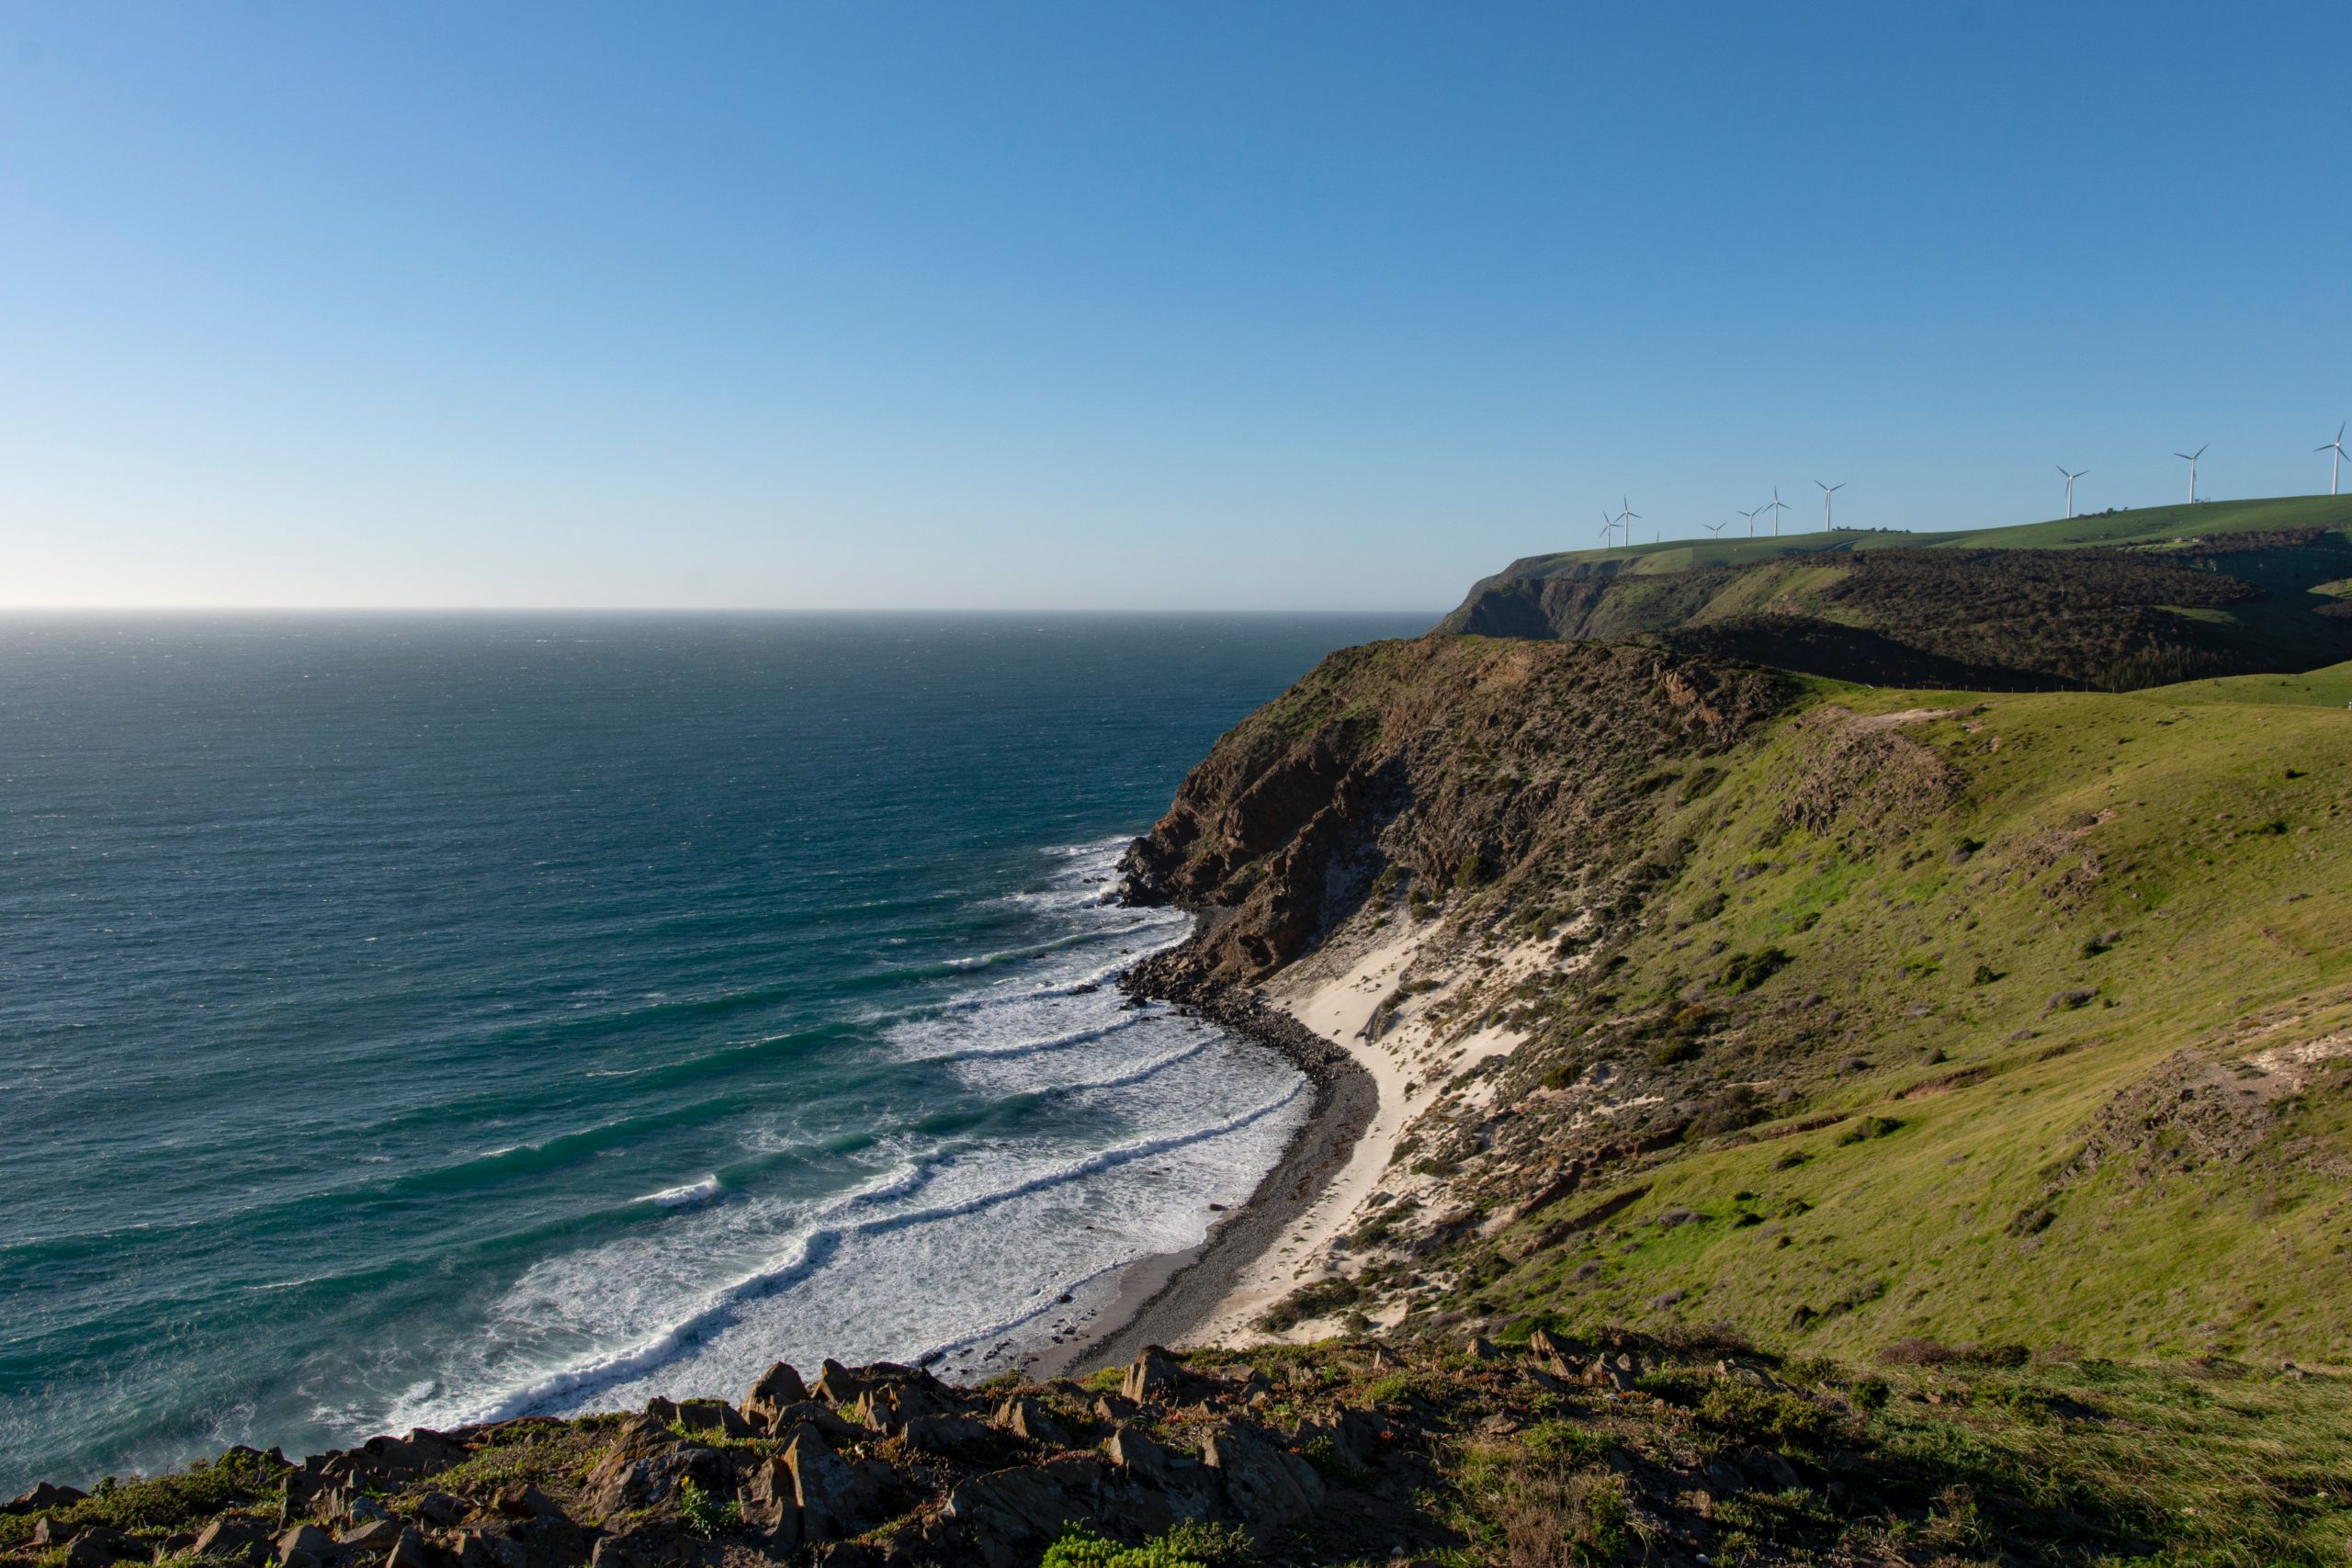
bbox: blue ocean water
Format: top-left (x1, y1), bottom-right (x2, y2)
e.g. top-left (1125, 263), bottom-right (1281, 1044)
top-left (0, 612), bottom-right (1430, 1494)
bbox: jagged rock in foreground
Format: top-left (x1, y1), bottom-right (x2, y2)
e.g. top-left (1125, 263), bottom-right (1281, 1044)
top-left (17, 1330), bottom-right (2335, 1566)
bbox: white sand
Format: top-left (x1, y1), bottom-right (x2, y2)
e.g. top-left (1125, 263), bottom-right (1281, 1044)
top-left (1176, 917), bottom-right (1551, 1347)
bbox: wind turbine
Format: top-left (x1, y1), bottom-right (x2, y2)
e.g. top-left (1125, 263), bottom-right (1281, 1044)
top-left (1761, 488), bottom-right (1790, 536)
top-left (1736, 506), bottom-right (1759, 537)
top-left (2174, 445), bottom-right (2206, 504)
top-left (2319, 424), bottom-right (2346, 496)
top-left (2057, 466), bottom-right (2088, 518)
top-left (1616, 497), bottom-right (1641, 545)
top-left (1816, 480), bottom-right (1846, 530)
top-left (1705, 521), bottom-right (1728, 536)
top-left (1600, 509), bottom-right (1618, 547)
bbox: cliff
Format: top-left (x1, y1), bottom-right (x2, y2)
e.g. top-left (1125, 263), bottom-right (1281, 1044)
top-left (10, 626), bottom-right (2352, 1566)
top-left (1438, 497), bottom-right (2352, 692)
top-left (1121, 633), bottom-right (2352, 1373)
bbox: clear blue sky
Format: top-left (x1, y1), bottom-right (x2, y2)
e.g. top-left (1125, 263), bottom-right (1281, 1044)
top-left (2, 3), bottom-right (2346, 609)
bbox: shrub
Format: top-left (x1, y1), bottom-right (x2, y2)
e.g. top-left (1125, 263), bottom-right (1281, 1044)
top-left (1880, 1338), bottom-right (2032, 1369)
top-left (1258, 1276), bottom-right (1362, 1333)
top-left (1039, 1521), bottom-right (1250, 1568)
top-left (0, 1448), bottom-right (288, 1547)
top-left (1297, 1434), bottom-right (1371, 1488)
top-left (675, 1478), bottom-right (738, 1537)
top-left (1836, 1115), bottom-right (1903, 1145)
top-left (1719, 947), bottom-right (1792, 992)
top-left (1695, 1382), bottom-right (1840, 1450)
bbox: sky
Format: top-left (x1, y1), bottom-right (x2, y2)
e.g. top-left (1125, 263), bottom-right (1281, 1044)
top-left (1, 3), bottom-right (2347, 611)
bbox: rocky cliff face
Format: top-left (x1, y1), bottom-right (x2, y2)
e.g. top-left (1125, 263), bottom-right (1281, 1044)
top-left (1118, 637), bottom-right (1786, 986)
top-left (1119, 620), bottom-right (2352, 1381)
top-left (1439, 533), bottom-right (2352, 691)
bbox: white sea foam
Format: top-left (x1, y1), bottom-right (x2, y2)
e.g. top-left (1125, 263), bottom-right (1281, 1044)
top-left (638, 1176), bottom-right (722, 1208)
top-left (381, 840), bottom-right (1308, 1437)
top-left (429, 1075), bottom-right (1306, 1426)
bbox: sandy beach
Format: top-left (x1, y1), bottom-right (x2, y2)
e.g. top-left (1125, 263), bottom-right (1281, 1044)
top-left (1039, 912), bottom-right (1549, 1374)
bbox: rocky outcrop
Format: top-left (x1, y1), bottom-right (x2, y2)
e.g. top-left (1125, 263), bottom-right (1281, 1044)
top-left (1121, 636), bottom-right (1785, 984)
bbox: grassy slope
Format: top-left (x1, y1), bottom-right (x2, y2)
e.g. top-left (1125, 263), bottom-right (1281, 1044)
top-left (1501, 493), bottom-right (2352, 578)
top-left (1476, 661), bottom-right (2352, 1366)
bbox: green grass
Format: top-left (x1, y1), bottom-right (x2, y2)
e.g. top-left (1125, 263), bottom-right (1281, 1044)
top-left (1493, 493), bottom-right (2352, 576)
top-left (1461, 662), bottom-right (2352, 1363)
top-left (1444, 495), bottom-right (2352, 692)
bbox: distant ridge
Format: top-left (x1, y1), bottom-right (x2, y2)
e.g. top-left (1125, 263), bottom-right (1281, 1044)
top-left (1440, 493), bottom-right (2352, 690)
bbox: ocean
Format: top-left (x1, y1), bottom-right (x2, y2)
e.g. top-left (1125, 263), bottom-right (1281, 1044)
top-left (0, 611), bottom-right (1431, 1495)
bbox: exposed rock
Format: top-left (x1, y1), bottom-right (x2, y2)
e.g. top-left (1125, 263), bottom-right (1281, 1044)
top-left (783, 1425), bottom-right (883, 1540)
top-left (585, 1527), bottom-right (659, 1568)
top-left (812, 1359), bottom-right (867, 1404)
top-left (385, 1527), bottom-right (435, 1568)
top-left (193, 1518), bottom-right (276, 1565)
top-left (414, 1494), bottom-right (467, 1529)
top-left (759, 1399), bottom-right (868, 1444)
top-left (899, 1415), bottom-right (992, 1454)
top-left (322, 1434), bottom-right (458, 1486)
top-left (578, 1433), bottom-right (716, 1523)
top-left (737, 1454), bottom-right (804, 1558)
top-left (1120, 1347), bottom-right (1186, 1405)
top-left (276, 1523), bottom-right (338, 1568)
top-left (450, 1527), bottom-right (528, 1568)
top-left (673, 1399), bottom-right (754, 1439)
top-left (743, 1361), bottom-right (809, 1429)
top-left (489, 1485), bottom-right (564, 1522)
top-left (990, 1397), bottom-right (1070, 1450)
top-left (1201, 1421), bottom-right (1325, 1542)
top-left (336, 1519), bottom-right (407, 1551)
top-left (853, 1381), bottom-right (959, 1433)
top-left (64, 1529), bottom-right (145, 1568)
top-left (942, 1457), bottom-right (1106, 1568)
top-left (4, 1483), bottom-right (88, 1516)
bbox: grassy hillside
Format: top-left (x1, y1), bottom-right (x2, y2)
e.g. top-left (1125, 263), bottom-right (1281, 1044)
top-left (1453, 661), bottom-right (2352, 1366)
top-left (1494, 493), bottom-right (2352, 577)
top-left (1111, 638), bottom-right (2352, 1557)
top-left (1442, 495), bottom-right (2352, 691)
top-left (1129, 639), bottom-right (2352, 1366)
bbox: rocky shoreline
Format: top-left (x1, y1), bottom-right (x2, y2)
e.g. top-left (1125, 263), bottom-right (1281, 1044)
top-left (1033, 951), bottom-right (1377, 1376)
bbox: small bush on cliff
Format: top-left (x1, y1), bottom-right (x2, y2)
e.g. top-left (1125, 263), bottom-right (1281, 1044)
top-left (1695, 1382), bottom-right (1842, 1450)
top-left (1039, 1520), bottom-right (1250, 1568)
top-left (1259, 1275), bottom-right (1362, 1332)
top-left (1717, 947), bottom-right (1792, 993)
top-left (674, 1478), bottom-right (738, 1537)
top-left (0, 1448), bottom-right (287, 1549)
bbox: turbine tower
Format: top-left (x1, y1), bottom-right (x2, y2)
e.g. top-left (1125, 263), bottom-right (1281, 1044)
top-left (1736, 506), bottom-right (1759, 537)
top-left (1616, 497), bottom-right (1641, 546)
top-left (2320, 424), bottom-right (2347, 497)
top-left (1816, 479), bottom-right (1846, 530)
top-left (1600, 509), bottom-right (1617, 547)
top-left (2174, 445), bottom-right (2206, 504)
top-left (1761, 488), bottom-right (1790, 536)
top-left (2057, 466), bottom-right (2088, 519)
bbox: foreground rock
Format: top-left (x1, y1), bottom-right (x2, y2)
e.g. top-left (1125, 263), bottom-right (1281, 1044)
top-left (8, 1330), bottom-right (2294, 1564)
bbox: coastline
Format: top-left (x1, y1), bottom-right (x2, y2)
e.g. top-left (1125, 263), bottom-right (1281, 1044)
top-left (1027, 961), bottom-right (1377, 1375)
top-left (1032, 911), bottom-right (1543, 1375)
